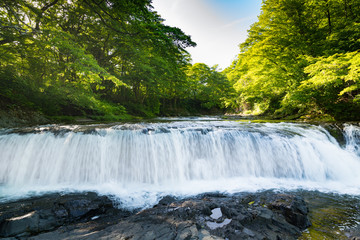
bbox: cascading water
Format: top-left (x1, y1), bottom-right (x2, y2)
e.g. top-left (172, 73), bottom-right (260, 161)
top-left (1, 119), bottom-right (360, 208)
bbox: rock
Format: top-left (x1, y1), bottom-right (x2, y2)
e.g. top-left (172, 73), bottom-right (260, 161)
top-left (322, 123), bottom-right (347, 147)
top-left (0, 107), bottom-right (49, 129)
top-left (347, 224), bottom-right (360, 240)
top-left (0, 211), bottom-right (39, 237)
top-left (157, 195), bottom-right (177, 205)
top-left (267, 193), bottom-right (311, 230)
top-left (0, 192), bottom-right (128, 238)
top-left (0, 191), bottom-right (311, 239)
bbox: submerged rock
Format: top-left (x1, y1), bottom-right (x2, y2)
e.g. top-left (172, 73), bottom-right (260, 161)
top-left (322, 123), bottom-right (347, 147)
top-left (0, 191), bottom-right (311, 239)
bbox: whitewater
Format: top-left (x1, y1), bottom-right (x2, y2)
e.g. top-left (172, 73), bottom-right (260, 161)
top-left (1, 118), bottom-right (360, 209)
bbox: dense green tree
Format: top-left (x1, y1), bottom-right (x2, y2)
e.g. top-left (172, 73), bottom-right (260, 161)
top-left (226, 0), bottom-right (360, 120)
top-left (0, 0), bottom-right (210, 119)
top-left (292, 52), bottom-right (360, 119)
top-left (184, 63), bottom-right (234, 110)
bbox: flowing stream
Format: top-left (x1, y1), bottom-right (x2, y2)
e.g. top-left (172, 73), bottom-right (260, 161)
top-left (1, 118), bottom-right (360, 209)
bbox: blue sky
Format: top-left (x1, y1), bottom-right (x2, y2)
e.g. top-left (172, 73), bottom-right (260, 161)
top-left (208, 0), bottom-right (261, 19)
top-left (152, 0), bottom-right (262, 69)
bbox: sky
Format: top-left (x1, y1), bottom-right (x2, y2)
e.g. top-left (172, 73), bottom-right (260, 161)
top-left (151, 0), bottom-right (262, 70)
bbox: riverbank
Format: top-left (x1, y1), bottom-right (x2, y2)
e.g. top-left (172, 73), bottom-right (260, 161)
top-left (0, 98), bottom-right (356, 130)
top-left (0, 107), bottom-right (49, 129)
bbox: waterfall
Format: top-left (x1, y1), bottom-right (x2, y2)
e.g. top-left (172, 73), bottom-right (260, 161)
top-left (1, 120), bottom-right (360, 208)
top-left (344, 124), bottom-right (360, 156)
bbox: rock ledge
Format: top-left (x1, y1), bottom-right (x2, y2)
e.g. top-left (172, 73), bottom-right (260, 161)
top-left (0, 191), bottom-right (311, 239)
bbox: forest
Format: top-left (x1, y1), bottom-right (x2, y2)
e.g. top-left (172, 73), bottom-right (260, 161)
top-left (0, 0), bottom-right (232, 121)
top-left (1, 0), bottom-right (360, 121)
top-left (225, 0), bottom-right (360, 120)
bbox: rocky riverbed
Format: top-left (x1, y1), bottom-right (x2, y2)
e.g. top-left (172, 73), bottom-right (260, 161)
top-left (0, 191), bottom-right (312, 240)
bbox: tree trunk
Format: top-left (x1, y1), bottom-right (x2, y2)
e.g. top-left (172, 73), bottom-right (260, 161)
top-left (326, 2), bottom-right (332, 34)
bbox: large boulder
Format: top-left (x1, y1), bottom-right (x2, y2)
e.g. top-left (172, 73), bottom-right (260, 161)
top-left (0, 192), bottom-right (128, 238)
top-left (267, 193), bottom-right (311, 230)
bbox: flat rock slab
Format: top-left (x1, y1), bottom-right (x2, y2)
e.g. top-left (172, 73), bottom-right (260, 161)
top-left (0, 191), bottom-right (311, 239)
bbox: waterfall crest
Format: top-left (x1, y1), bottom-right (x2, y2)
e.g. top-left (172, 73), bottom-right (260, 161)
top-left (1, 120), bottom-right (360, 207)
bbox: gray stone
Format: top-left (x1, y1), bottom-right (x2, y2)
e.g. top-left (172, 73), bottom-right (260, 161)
top-left (0, 191), bottom-right (311, 239)
top-left (267, 194), bottom-right (311, 230)
top-left (0, 211), bottom-right (39, 237)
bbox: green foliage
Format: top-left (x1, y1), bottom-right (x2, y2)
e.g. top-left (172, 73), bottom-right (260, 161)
top-left (1, 0), bottom-right (234, 120)
top-left (293, 52), bottom-right (360, 119)
top-left (184, 63), bottom-right (234, 110)
top-left (226, 0), bottom-right (360, 120)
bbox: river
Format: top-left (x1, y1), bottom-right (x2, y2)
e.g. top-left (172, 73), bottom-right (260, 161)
top-left (1, 117), bottom-right (360, 237)
top-left (0, 117), bottom-right (359, 205)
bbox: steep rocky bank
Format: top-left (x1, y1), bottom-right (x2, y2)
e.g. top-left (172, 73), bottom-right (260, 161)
top-left (0, 108), bottom-right (49, 129)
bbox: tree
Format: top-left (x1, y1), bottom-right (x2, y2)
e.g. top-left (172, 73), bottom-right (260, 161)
top-left (293, 52), bottom-right (360, 119)
top-left (226, 0), bottom-right (360, 119)
top-left (0, 0), bottom-right (199, 119)
top-left (184, 63), bottom-right (234, 111)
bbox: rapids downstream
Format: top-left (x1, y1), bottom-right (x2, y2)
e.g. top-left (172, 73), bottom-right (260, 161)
top-left (1, 118), bottom-right (360, 210)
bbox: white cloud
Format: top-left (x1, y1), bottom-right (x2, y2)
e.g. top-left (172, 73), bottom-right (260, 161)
top-left (152, 0), bottom-right (259, 69)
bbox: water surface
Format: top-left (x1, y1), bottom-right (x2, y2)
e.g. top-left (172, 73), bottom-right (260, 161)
top-left (0, 118), bottom-right (360, 210)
